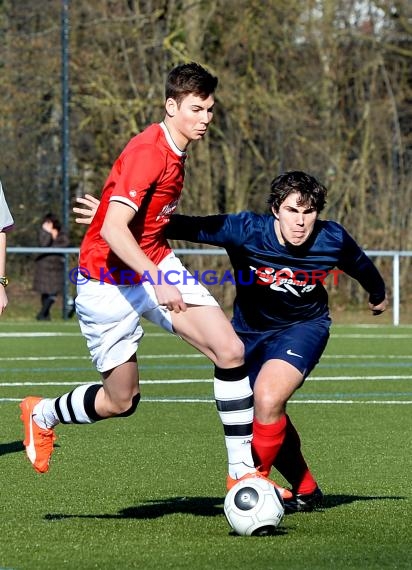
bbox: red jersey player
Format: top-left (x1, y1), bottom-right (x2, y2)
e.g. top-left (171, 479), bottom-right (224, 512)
top-left (20, 62), bottom-right (291, 500)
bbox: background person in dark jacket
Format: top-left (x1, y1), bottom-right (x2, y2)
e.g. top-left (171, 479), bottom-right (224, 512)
top-left (33, 213), bottom-right (69, 320)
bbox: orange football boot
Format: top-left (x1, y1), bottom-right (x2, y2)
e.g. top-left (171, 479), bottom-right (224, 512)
top-left (20, 396), bottom-right (56, 473)
top-left (226, 470), bottom-right (293, 500)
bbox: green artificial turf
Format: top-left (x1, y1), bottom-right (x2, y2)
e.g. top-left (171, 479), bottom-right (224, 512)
top-left (0, 322), bottom-right (411, 569)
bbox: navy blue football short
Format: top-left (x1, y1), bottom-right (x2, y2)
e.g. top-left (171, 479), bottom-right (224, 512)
top-left (236, 317), bottom-right (331, 388)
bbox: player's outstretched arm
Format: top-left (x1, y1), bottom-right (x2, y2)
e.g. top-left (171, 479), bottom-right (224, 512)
top-left (73, 194), bottom-right (100, 225)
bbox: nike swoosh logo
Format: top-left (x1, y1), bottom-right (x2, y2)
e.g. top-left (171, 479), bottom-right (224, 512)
top-left (27, 411), bottom-right (37, 464)
top-left (286, 349), bottom-right (303, 358)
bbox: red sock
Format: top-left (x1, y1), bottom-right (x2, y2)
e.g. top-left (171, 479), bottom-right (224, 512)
top-left (273, 414), bottom-right (317, 494)
top-left (252, 415), bottom-right (287, 477)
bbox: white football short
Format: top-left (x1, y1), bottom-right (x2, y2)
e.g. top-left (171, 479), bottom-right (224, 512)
top-left (75, 252), bottom-right (219, 373)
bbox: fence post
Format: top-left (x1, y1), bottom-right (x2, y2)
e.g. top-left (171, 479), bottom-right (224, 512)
top-left (393, 253), bottom-right (400, 326)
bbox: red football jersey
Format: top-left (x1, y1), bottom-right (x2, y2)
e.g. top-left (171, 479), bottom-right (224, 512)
top-left (79, 122), bottom-right (186, 284)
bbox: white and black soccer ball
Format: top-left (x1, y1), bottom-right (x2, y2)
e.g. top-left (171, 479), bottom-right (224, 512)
top-left (224, 477), bottom-right (284, 536)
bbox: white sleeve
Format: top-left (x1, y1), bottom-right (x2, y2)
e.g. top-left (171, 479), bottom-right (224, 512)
top-left (0, 181), bottom-right (14, 232)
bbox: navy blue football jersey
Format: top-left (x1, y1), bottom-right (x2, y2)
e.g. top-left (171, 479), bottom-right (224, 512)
top-left (166, 212), bottom-right (386, 331)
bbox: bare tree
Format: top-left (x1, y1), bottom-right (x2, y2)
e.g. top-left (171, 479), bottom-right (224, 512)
top-left (0, 0), bottom-right (410, 311)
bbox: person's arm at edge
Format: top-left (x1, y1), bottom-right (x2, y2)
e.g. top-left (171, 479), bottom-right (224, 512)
top-left (0, 232), bottom-right (8, 314)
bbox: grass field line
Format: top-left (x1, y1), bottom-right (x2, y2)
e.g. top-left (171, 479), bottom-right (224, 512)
top-left (332, 334), bottom-right (412, 338)
top-left (1, 374), bottom-right (412, 387)
top-left (0, 354), bottom-right (205, 361)
top-left (0, 331), bottom-right (412, 339)
top-left (0, 332), bottom-right (169, 338)
top-left (0, 332), bottom-right (82, 337)
top-left (1, 353), bottom-right (412, 362)
top-left (1, 396), bottom-right (411, 405)
top-left (3, 321), bottom-right (412, 327)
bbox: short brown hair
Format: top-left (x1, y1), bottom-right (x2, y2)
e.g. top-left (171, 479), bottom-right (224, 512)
top-left (165, 62), bottom-right (218, 106)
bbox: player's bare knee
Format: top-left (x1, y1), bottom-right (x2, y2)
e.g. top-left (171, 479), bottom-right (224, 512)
top-left (255, 391), bottom-right (285, 416)
top-left (109, 393), bottom-right (141, 417)
top-left (117, 393), bottom-right (141, 417)
top-left (215, 337), bottom-right (245, 368)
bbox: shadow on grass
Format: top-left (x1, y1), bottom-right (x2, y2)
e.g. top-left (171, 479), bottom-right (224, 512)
top-left (284, 493), bottom-right (407, 515)
top-left (0, 440), bottom-right (25, 455)
top-left (0, 440), bottom-right (60, 456)
top-left (321, 494), bottom-right (406, 510)
top-left (45, 496), bottom-right (224, 520)
top-left (44, 492), bottom-right (406, 522)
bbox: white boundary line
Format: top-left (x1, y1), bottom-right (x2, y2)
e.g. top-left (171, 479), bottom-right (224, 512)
top-left (0, 380), bottom-right (209, 386)
top-left (1, 374), bottom-right (412, 387)
top-left (1, 353), bottom-right (412, 362)
top-left (0, 354), bottom-right (205, 361)
top-left (0, 331), bottom-right (411, 339)
top-left (0, 332), bottom-right (170, 338)
top-left (1, 397), bottom-right (411, 404)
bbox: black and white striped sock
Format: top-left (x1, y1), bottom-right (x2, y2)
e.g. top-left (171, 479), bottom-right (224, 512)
top-left (33, 383), bottom-right (103, 428)
top-left (214, 364), bottom-right (255, 479)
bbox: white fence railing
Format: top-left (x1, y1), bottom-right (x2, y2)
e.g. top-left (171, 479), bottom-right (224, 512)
top-left (8, 247), bottom-right (412, 326)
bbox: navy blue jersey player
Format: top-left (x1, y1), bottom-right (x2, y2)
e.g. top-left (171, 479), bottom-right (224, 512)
top-left (73, 171), bottom-right (387, 512)
top-left (165, 171), bottom-right (387, 511)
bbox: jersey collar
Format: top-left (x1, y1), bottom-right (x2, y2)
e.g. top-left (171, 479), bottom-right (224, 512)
top-left (160, 122), bottom-right (186, 157)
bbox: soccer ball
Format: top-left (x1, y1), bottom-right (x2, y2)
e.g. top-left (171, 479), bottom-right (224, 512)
top-left (224, 477), bottom-right (284, 536)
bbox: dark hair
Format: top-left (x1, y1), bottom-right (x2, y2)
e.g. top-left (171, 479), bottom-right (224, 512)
top-left (165, 62), bottom-right (218, 106)
top-left (42, 212), bottom-right (61, 232)
top-left (268, 171), bottom-right (327, 214)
